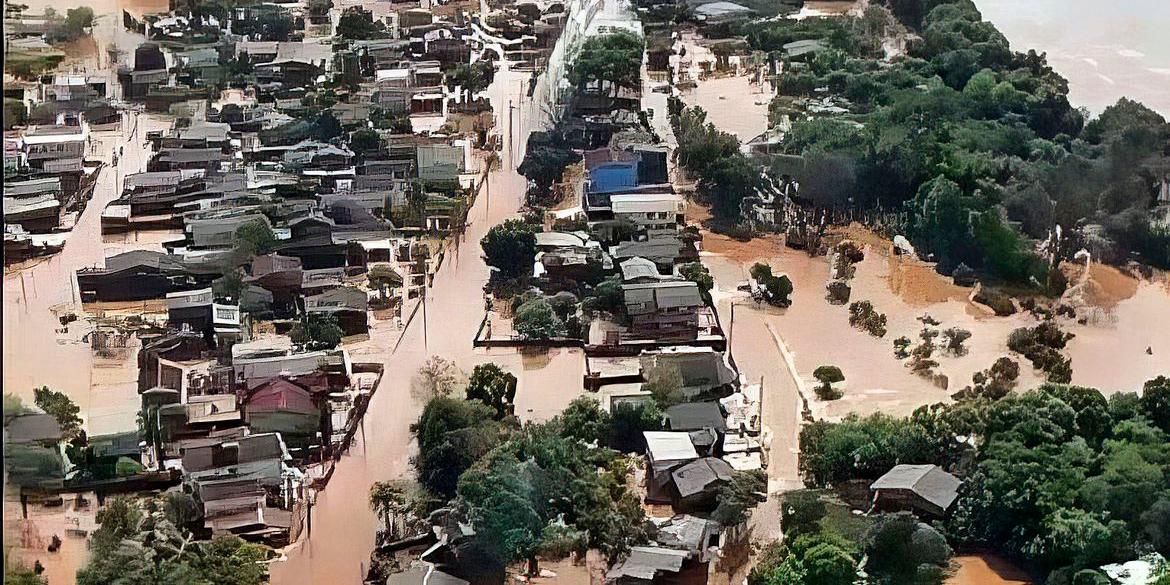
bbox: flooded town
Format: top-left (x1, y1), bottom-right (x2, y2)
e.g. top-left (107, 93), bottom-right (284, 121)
top-left (3, 0), bottom-right (1169, 584)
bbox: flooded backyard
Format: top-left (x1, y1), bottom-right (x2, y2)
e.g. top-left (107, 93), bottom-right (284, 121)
top-left (679, 73), bottom-right (773, 141)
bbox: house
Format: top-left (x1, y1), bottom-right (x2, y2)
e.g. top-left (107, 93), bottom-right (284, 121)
top-left (416, 141), bottom-right (467, 182)
top-left (166, 287), bottom-right (215, 335)
top-left (193, 476), bottom-right (293, 543)
top-left (622, 281), bottom-right (703, 342)
top-left (605, 546), bottom-right (690, 584)
top-left (304, 286), bottom-right (369, 336)
top-left (242, 377), bottom-right (322, 452)
top-left (149, 147), bottom-right (229, 172)
top-left (586, 148), bottom-right (640, 194)
top-left (640, 348), bottom-right (737, 399)
top-left (186, 212), bottom-right (270, 249)
top-left (643, 431), bottom-right (699, 503)
top-left (610, 193), bottom-right (684, 232)
top-left (137, 330), bottom-right (211, 394)
top-left (5, 413), bottom-right (69, 489)
top-left (664, 402), bottom-right (726, 455)
top-left (670, 456), bottom-right (734, 510)
top-left (22, 124), bottom-right (87, 172)
top-left (77, 250), bottom-right (214, 302)
top-left (693, 1), bottom-right (753, 22)
top-left (619, 257), bottom-right (678, 283)
top-left (611, 237), bottom-right (686, 270)
top-left (246, 253), bottom-right (304, 316)
top-left (4, 195), bottom-right (61, 232)
top-left (870, 464), bottom-right (961, 517)
top-left (180, 432), bottom-right (292, 489)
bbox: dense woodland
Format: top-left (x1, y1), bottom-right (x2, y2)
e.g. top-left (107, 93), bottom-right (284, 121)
top-left (778, 377), bottom-right (1170, 585)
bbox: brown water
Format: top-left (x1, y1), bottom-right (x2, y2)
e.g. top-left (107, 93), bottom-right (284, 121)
top-left (679, 73), bottom-right (773, 141)
top-left (703, 231), bottom-right (1170, 427)
top-left (4, 112), bottom-right (174, 437)
top-left (948, 554), bottom-right (1032, 585)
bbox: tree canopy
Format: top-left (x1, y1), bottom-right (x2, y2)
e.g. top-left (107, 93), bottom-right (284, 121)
top-left (568, 31), bottom-right (645, 95)
top-left (481, 219), bottom-right (539, 280)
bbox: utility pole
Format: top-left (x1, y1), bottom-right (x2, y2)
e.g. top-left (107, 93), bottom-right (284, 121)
top-left (508, 99), bottom-right (514, 165)
top-left (421, 286), bottom-right (429, 351)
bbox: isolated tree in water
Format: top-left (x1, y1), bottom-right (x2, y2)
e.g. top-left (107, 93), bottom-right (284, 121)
top-left (813, 366), bottom-right (845, 400)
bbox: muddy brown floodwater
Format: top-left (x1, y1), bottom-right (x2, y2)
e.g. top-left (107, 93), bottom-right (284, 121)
top-left (679, 73), bottom-right (773, 141)
top-left (702, 226), bottom-right (1170, 429)
top-left (947, 555), bottom-right (1033, 585)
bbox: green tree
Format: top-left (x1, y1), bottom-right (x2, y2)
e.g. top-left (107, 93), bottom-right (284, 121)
top-left (335, 6), bottom-right (387, 40)
top-left (234, 219), bottom-right (276, 257)
top-left (412, 397), bottom-right (504, 498)
top-left (642, 364), bottom-right (685, 407)
top-left (863, 512), bottom-right (951, 584)
top-left (559, 397), bottom-right (609, 445)
top-left (33, 386), bottom-right (82, 438)
top-left (466, 363), bottom-right (518, 419)
top-left (348, 128), bottom-right (383, 157)
top-left (289, 312), bottom-right (344, 350)
top-left (513, 299), bottom-right (567, 340)
top-left (750, 263), bottom-right (793, 306)
top-left (1141, 375), bottom-right (1170, 433)
top-left (4, 98), bottom-right (28, 130)
top-left (312, 111), bottom-right (344, 141)
top-left (802, 539), bottom-right (858, 585)
top-left (813, 366), bottom-right (845, 400)
top-left (712, 469), bottom-right (768, 526)
top-left (678, 262), bottom-right (714, 303)
top-left (4, 393), bottom-right (30, 424)
top-left (606, 400), bottom-right (664, 453)
top-left (702, 153), bottom-right (761, 220)
top-left (480, 219), bottom-right (538, 279)
top-left (568, 31), bottom-right (644, 96)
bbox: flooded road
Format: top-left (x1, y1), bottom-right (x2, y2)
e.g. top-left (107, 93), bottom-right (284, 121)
top-left (975, 0), bottom-right (1170, 116)
top-left (4, 111), bottom-right (173, 437)
top-left (269, 62), bottom-right (587, 585)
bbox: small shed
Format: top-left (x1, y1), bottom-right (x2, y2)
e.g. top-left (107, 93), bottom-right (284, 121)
top-left (870, 464), bottom-right (961, 517)
top-left (644, 431), bottom-right (699, 503)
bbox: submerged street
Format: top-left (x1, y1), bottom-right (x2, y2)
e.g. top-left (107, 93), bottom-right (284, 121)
top-left (270, 60), bottom-right (586, 585)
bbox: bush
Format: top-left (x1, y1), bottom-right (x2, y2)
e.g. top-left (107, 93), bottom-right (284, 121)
top-left (290, 312), bottom-right (344, 350)
top-left (1008, 321), bottom-right (1074, 380)
top-left (847, 301), bottom-right (887, 337)
top-left (973, 287), bottom-right (1016, 316)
